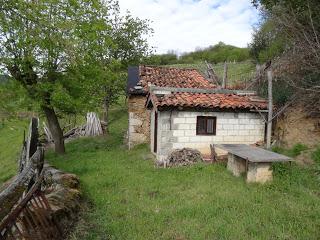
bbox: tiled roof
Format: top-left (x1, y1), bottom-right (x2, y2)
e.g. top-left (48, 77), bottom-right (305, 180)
top-left (150, 92), bottom-right (268, 110)
top-left (129, 65), bottom-right (216, 94)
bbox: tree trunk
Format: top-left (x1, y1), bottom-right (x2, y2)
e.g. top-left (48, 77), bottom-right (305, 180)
top-left (42, 105), bottom-right (65, 154)
top-left (102, 99), bottom-right (110, 133)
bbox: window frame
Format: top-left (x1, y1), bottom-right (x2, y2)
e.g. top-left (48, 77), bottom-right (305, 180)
top-left (196, 116), bottom-right (217, 136)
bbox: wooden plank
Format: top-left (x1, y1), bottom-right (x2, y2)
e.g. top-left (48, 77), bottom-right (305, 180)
top-left (0, 171), bottom-right (44, 230)
top-left (266, 70), bottom-right (273, 148)
top-left (222, 61), bottom-right (227, 88)
top-left (0, 148), bottom-right (44, 221)
top-left (216, 144), bottom-right (292, 163)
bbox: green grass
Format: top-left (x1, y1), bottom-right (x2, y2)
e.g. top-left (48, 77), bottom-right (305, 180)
top-left (0, 119), bottom-right (28, 184)
top-left (168, 61), bottom-right (255, 86)
top-left (272, 143), bottom-right (309, 158)
top-left (44, 106), bottom-right (320, 240)
top-left (312, 146), bottom-right (320, 164)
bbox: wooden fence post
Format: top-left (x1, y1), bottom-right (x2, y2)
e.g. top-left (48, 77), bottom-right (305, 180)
top-left (222, 61), bottom-right (228, 88)
top-left (266, 70), bottom-right (273, 149)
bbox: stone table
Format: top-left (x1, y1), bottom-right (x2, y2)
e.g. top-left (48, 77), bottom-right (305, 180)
top-left (216, 144), bottom-right (292, 183)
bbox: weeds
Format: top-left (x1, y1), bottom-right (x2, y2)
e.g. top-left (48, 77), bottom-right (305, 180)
top-left (272, 143), bottom-right (308, 158)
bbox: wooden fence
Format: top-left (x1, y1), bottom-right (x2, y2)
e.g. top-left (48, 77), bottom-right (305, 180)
top-left (0, 118), bottom-right (62, 240)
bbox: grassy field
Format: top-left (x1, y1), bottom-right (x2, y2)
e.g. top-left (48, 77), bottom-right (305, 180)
top-left (1, 107), bottom-right (320, 239)
top-left (0, 119), bottom-right (28, 184)
top-left (44, 106), bottom-right (320, 240)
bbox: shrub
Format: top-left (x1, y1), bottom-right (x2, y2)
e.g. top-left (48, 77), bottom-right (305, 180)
top-left (272, 143), bottom-right (308, 158)
top-left (311, 146), bottom-right (320, 165)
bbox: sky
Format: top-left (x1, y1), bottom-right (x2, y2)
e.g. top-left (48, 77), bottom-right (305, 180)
top-left (118, 0), bottom-right (260, 54)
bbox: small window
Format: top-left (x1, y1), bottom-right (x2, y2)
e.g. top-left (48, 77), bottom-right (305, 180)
top-left (196, 116), bottom-right (216, 135)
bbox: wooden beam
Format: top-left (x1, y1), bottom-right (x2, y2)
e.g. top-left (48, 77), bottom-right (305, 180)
top-left (266, 70), bottom-right (273, 149)
top-left (149, 86), bottom-right (257, 95)
top-left (0, 147), bottom-right (44, 221)
top-left (222, 61), bottom-right (228, 88)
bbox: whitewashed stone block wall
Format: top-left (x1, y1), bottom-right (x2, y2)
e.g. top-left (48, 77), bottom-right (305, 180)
top-left (156, 110), bottom-right (265, 161)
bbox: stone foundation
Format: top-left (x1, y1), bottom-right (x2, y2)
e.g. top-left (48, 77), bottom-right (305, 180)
top-left (226, 153), bottom-right (273, 183)
top-left (246, 162), bottom-right (273, 183)
top-left (227, 153), bottom-right (246, 176)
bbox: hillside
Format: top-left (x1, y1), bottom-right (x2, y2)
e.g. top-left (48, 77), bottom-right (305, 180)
top-left (42, 107), bottom-right (320, 239)
top-left (168, 61), bottom-right (256, 87)
top-left (0, 120), bottom-right (28, 183)
top-left (144, 42), bottom-right (255, 87)
top-left (1, 106), bottom-right (320, 239)
top-left (180, 42), bottom-right (250, 63)
top-left (144, 42), bottom-right (252, 66)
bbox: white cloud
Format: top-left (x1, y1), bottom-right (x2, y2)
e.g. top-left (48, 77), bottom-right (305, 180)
top-left (118, 0), bottom-right (259, 54)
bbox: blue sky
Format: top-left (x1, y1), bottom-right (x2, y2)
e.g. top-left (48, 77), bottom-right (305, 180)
top-left (118, 0), bottom-right (259, 54)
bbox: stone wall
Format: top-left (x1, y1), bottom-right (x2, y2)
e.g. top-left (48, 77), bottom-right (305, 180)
top-left (128, 95), bottom-right (150, 148)
top-left (227, 154), bottom-right (246, 176)
top-left (246, 162), bottom-right (273, 183)
top-left (44, 164), bottom-right (81, 237)
top-left (226, 154), bottom-right (273, 183)
top-left (156, 110), bottom-right (265, 160)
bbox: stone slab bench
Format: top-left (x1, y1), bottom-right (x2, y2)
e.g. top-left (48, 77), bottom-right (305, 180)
top-left (215, 144), bottom-right (292, 183)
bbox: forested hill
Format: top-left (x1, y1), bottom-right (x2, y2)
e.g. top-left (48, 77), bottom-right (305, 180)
top-left (144, 42), bottom-right (251, 65)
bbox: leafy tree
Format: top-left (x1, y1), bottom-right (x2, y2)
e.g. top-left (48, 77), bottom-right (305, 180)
top-left (0, 79), bottom-right (34, 120)
top-left (0, 0), bottom-right (152, 152)
top-left (251, 0), bottom-right (320, 114)
top-left (77, 1), bottom-right (152, 131)
top-left (0, 0), bottom-right (101, 154)
top-left (179, 42), bottom-right (251, 64)
top-left (249, 18), bottom-right (286, 63)
top-left (144, 52), bottom-right (178, 65)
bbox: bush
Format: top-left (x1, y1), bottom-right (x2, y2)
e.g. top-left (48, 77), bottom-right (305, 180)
top-left (272, 143), bottom-right (308, 158)
top-left (272, 162), bottom-right (291, 177)
top-left (256, 78), bottom-right (295, 106)
top-left (180, 42), bottom-right (251, 63)
top-left (291, 143), bottom-right (308, 157)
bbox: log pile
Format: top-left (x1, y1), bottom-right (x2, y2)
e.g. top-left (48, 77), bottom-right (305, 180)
top-left (165, 148), bottom-right (204, 167)
top-left (63, 124), bottom-right (86, 140)
top-left (43, 112), bottom-right (106, 143)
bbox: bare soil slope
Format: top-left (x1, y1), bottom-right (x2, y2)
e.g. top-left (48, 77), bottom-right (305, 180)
top-left (275, 104), bottom-right (320, 148)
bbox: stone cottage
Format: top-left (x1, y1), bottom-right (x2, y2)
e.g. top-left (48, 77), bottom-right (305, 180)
top-left (127, 65), bottom-right (268, 160)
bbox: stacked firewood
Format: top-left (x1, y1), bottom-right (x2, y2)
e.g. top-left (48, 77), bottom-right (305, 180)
top-left (43, 112), bottom-right (106, 143)
top-left (85, 112), bottom-right (103, 136)
top-left (166, 148), bottom-right (204, 167)
top-left (63, 124), bottom-right (86, 140)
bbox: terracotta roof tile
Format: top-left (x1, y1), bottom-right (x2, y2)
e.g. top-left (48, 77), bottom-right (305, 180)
top-left (136, 65), bottom-right (216, 92)
top-left (151, 92), bottom-right (267, 110)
